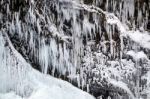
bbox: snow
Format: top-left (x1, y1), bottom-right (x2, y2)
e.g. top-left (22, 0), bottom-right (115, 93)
top-left (25, 70), bottom-right (95, 99)
top-left (106, 13), bottom-right (119, 25)
top-left (0, 70), bottom-right (95, 99)
top-left (127, 50), bottom-right (148, 61)
top-left (1, 0), bottom-right (150, 99)
top-left (0, 92), bottom-right (22, 99)
top-left (0, 32), bottom-right (95, 99)
top-left (126, 30), bottom-right (150, 49)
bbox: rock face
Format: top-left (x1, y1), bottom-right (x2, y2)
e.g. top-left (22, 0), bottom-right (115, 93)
top-left (0, 0), bottom-right (150, 99)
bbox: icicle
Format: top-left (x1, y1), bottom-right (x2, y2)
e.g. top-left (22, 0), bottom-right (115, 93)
top-left (39, 38), bottom-right (49, 74)
top-left (36, 19), bottom-right (41, 35)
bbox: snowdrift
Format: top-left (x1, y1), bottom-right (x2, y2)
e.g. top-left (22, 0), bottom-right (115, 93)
top-left (0, 70), bottom-right (95, 99)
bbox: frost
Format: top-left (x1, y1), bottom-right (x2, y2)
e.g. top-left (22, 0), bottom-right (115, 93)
top-left (0, 0), bottom-right (150, 99)
top-left (109, 79), bottom-right (135, 99)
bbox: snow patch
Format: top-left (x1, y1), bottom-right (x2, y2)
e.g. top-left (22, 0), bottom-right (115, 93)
top-left (126, 31), bottom-right (150, 49)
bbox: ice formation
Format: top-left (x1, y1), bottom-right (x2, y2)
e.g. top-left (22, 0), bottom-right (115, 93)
top-left (0, 0), bottom-right (150, 99)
